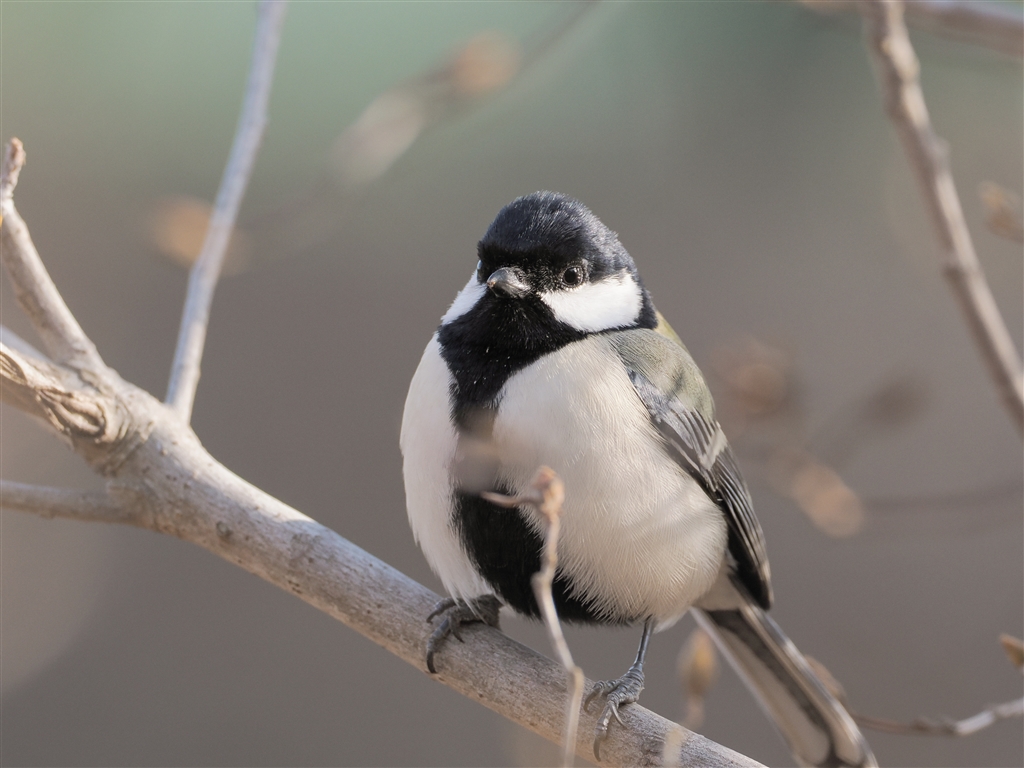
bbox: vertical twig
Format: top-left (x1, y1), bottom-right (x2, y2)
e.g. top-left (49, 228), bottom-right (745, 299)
top-left (861, 0), bottom-right (1024, 436)
top-left (484, 467), bottom-right (584, 768)
top-left (166, 0), bottom-right (288, 420)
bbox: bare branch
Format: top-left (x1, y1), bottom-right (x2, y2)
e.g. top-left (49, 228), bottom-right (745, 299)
top-left (0, 343), bottom-right (152, 474)
top-left (486, 468), bottom-right (585, 768)
top-left (805, 652), bottom-right (1023, 741)
top-left (853, 697), bottom-right (1024, 737)
top-left (898, 0), bottom-right (1023, 58)
top-left (530, 471), bottom-right (585, 768)
top-left (3, 375), bottom-right (760, 767)
top-left (861, 0), bottom-right (1024, 436)
top-left (678, 628), bottom-right (720, 731)
top-left (0, 480), bottom-right (134, 525)
top-left (800, 0), bottom-right (1024, 58)
top-left (0, 140), bottom-right (106, 373)
top-left (166, 0), bottom-right (288, 421)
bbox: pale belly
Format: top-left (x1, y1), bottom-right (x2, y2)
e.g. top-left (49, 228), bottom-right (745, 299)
top-left (401, 333), bottom-right (728, 627)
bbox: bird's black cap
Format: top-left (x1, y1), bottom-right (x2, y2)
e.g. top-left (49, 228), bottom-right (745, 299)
top-left (478, 191), bottom-right (637, 281)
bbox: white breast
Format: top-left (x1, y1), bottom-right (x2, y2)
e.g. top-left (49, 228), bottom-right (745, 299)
top-left (492, 335), bottom-right (728, 627)
top-left (401, 333), bottom-right (728, 628)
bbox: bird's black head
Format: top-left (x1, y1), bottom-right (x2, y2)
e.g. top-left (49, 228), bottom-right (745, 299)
top-left (442, 191), bottom-right (656, 334)
top-left (437, 192), bottom-right (657, 418)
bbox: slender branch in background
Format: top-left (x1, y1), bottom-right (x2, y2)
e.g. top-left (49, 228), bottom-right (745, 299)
top-left (485, 468), bottom-right (584, 768)
top-left (860, 0), bottom-right (1024, 436)
top-left (896, 0), bottom-right (1023, 58)
top-left (853, 698), bottom-right (1024, 737)
top-left (677, 628), bottom-right (720, 731)
top-left (166, 0), bottom-right (288, 420)
top-left (799, 0), bottom-right (1024, 58)
top-left (0, 140), bottom-right (106, 373)
top-left (805, 650), bottom-right (1024, 741)
top-left (663, 628), bottom-right (721, 768)
top-left (0, 480), bottom-right (133, 525)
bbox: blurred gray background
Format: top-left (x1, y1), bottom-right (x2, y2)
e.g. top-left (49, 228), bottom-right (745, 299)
top-left (1, 2), bottom-right (1021, 766)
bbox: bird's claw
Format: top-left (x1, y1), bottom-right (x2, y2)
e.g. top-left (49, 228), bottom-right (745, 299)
top-left (585, 666), bottom-right (645, 760)
top-left (425, 597), bottom-right (457, 623)
top-left (424, 595), bottom-right (501, 674)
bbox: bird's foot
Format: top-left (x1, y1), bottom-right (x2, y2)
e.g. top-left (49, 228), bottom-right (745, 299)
top-left (424, 594), bottom-right (501, 674)
top-left (584, 664), bottom-right (645, 759)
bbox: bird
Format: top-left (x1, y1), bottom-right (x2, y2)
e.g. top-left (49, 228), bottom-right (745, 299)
top-left (400, 191), bottom-right (875, 767)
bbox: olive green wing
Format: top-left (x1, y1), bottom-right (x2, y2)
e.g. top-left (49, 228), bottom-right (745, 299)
top-left (610, 327), bottom-right (773, 609)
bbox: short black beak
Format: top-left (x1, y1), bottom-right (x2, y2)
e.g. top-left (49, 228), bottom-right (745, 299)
top-left (486, 267), bottom-right (530, 298)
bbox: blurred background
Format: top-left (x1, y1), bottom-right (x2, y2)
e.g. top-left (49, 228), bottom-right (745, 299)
top-left (1, 2), bottom-right (1021, 766)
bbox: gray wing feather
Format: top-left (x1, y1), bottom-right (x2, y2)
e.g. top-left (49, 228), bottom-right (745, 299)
top-left (610, 329), bottom-right (773, 609)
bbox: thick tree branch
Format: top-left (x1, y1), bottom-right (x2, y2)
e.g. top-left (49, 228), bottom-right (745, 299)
top-left (166, 0), bottom-right (288, 421)
top-left (0, 348), bottom-right (762, 768)
top-left (0, 141), bottom-right (106, 374)
top-left (1, 147), bottom-right (761, 768)
top-left (861, 0), bottom-right (1024, 436)
top-left (0, 343), bottom-right (151, 473)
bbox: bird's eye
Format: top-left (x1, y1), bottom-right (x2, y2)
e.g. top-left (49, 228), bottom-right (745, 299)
top-left (562, 266), bottom-right (583, 286)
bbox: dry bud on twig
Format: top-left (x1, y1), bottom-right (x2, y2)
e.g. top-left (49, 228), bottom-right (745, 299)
top-left (979, 183), bottom-right (1024, 244)
top-left (999, 634), bottom-right (1024, 671)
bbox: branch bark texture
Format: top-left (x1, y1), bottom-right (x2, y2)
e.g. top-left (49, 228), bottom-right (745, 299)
top-left (861, 0), bottom-right (1024, 436)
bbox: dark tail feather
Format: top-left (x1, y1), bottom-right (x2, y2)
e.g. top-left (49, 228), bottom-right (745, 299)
top-left (693, 602), bottom-right (877, 768)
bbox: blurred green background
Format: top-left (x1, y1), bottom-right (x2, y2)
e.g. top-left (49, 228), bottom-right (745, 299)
top-left (1, 2), bottom-right (1021, 766)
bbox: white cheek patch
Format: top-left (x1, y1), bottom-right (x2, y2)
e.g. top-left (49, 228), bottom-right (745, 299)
top-left (441, 273), bottom-right (485, 324)
top-left (540, 271), bottom-right (642, 333)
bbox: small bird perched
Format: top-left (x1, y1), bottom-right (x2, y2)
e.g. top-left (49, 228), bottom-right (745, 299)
top-left (401, 191), bottom-right (875, 767)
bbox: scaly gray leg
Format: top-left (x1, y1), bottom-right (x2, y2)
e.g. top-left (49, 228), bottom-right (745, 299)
top-left (424, 594), bottom-right (501, 674)
top-left (584, 618), bottom-right (654, 759)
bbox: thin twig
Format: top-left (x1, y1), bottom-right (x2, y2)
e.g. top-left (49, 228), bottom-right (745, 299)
top-left (853, 697), bottom-right (1024, 737)
top-left (166, 0), bottom-right (288, 421)
top-left (901, 0), bottom-right (1024, 59)
top-left (799, 0), bottom-right (1024, 58)
top-left (861, 0), bottom-right (1024, 436)
top-left (0, 140), bottom-right (105, 373)
top-left (483, 468), bottom-right (584, 768)
top-left (0, 480), bottom-right (133, 525)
